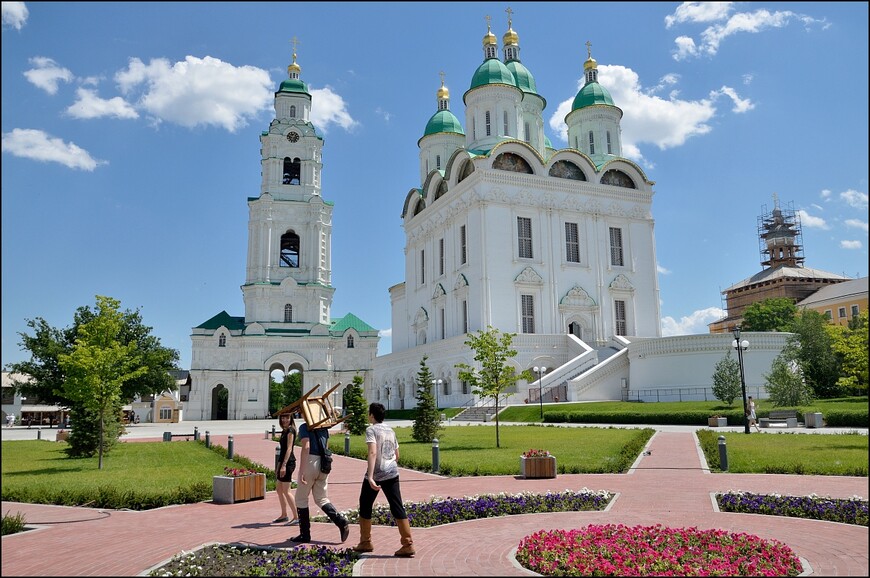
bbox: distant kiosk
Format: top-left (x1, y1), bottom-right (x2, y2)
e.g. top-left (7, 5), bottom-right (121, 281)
top-left (275, 384), bottom-right (348, 430)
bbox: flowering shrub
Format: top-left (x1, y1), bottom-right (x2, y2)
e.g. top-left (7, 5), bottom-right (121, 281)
top-left (717, 490), bottom-right (869, 526)
top-left (223, 467), bottom-right (258, 477)
top-left (332, 489), bottom-right (613, 528)
top-left (523, 448), bottom-right (551, 458)
top-left (516, 524), bottom-right (803, 576)
top-left (149, 544), bottom-right (359, 576)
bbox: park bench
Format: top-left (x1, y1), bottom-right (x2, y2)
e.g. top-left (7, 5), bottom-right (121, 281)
top-left (759, 410), bottom-right (798, 428)
top-left (162, 431), bottom-right (199, 441)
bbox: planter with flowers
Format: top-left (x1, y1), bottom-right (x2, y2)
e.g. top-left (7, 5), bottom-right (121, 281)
top-left (213, 467), bottom-right (266, 504)
top-left (708, 415), bottom-right (728, 427)
top-left (520, 449), bottom-right (556, 479)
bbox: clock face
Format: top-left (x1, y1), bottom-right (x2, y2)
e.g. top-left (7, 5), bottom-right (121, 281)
top-left (287, 131), bottom-right (300, 143)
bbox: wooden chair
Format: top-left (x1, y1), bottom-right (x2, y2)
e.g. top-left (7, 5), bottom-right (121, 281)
top-left (274, 383), bottom-right (348, 429)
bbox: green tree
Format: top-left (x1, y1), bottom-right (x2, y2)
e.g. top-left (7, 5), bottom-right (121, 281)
top-left (790, 309), bottom-right (841, 398)
top-left (412, 356), bottom-right (443, 443)
top-left (344, 374), bottom-right (369, 436)
top-left (741, 298), bottom-right (798, 332)
top-left (827, 310), bottom-right (869, 395)
top-left (269, 371), bottom-right (302, 415)
top-left (711, 350), bottom-right (742, 405)
top-left (6, 297), bottom-right (180, 457)
top-left (59, 296), bottom-right (148, 469)
top-left (455, 327), bottom-right (523, 448)
top-left (764, 345), bottom-right (814, 407)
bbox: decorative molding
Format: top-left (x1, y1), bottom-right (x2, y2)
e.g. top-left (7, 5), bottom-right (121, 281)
top-left (609, 274), bottom-right (634, 292)
top-left (560, 285), bottom-right (597, 307)
top-left (432, 283), bottom-right (446, 299)
top-left (515, 267), bottom-right (543, 285)
top-left (453, 274), bottom-right (469, 290)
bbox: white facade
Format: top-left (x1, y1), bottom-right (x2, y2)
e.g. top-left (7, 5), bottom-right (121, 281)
top-left (371, 20), bottom-right (783, 410)
top-left (186, 53), bottom-right (378, 421)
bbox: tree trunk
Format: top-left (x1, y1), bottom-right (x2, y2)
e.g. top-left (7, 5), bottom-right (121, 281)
top-left (98, 411), bottom-right (104, 469)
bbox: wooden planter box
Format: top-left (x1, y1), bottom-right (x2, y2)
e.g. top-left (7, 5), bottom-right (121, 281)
top-left (708, 417), bottom-right (727, 427)
top-left (520, 456), bottom-right (556, 479)
top-left (212, 473), bottom-right (266, 504)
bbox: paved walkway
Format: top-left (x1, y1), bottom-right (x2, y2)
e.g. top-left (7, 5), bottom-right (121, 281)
top-left (2, 427), bottom-right (868, 576)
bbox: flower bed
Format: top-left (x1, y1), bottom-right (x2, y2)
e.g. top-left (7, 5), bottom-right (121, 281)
top-left (516, 524), bottom-right (803, 576)
top-left (148, 544), bottom-right (359, 577)
top-left (332, 488), bottom-right (613, 528)
top-left (717, 490), bottom-right (869, 526)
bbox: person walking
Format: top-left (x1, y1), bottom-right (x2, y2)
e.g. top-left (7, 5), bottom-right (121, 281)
top-left (353, 402), bottom-right (415, 557)
top-left (290, 420), bottom-right (349, 544)
top-left (747, 396), bottom-right (761, 432)
top-left (273, 412), bottom-right (300, 525)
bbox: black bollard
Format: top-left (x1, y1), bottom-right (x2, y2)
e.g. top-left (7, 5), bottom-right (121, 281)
top-left (344, 432), bottom-right (351, 455)
top-left (194, 426), bottom-right (199, 441)
top-left (275, 446), bottom-right (281, 472)
top-left (718, 435), bottom-right (728, 472)
top-left (432, 438), bottom-right (440, 474)
top-left (271, 425), bottom-right (276, 437)
top-left (205, 430), bottom-right (211, 448)
top-left (228, 435), bottom-right (234, 460)
top-left (37, 429), bottom-right (41, 440)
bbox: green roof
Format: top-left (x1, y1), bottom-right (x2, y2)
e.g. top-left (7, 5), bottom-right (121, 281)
top-left (544, 135), bottom-right (553, 148)
top-left (330, 313), bottom-right (376, 334)
top-left (423, 110), bottom-right (465, 137)
top-left (572, 81), bottom-right (614, 110)
top-left (277, 78), bottom-right (310, 96)
top-left (505, 60), bottom-right (544, 106)
top-left (196, 311), bottom-right (245, 331)
top-left (469, 58), bottom-right (516, 91)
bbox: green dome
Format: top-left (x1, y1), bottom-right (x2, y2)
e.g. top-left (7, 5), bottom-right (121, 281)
top-left (544, 135), bottom-right (553, 149)
top-left (278, 78), bottom-right (310, 95)
top-left (469, 58), bottom-right (516, 91)
top-left (505, 61), bottom-right (537, 95)
top-left (423, 110), bottom-right (464, 137)
top-left (572, 81), bottom-right (614, 110)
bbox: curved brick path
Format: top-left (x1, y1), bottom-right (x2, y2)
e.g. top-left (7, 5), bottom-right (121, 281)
top-left (2, 430), bottom-right (868, 576)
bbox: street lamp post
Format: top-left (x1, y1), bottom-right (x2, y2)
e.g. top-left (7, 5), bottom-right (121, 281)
top-left (533, 366), bottom-right (547, 421)
top-left (732, 326), bottom-right (750, 434)
top-left (432, 379), bottom-right (443, 411)
top-left (385, 386), bottom-right (391, 412)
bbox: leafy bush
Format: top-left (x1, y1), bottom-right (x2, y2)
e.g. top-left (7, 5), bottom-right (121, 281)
top-left (823, 409), bottom-right (869, 427)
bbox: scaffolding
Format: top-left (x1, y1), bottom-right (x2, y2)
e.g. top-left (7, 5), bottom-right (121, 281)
top-left (758, 197), bottom-right (804, 269)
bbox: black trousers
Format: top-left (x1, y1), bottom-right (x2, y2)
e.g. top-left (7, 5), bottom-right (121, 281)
top-left (358, 475), bottom-right (407, 520)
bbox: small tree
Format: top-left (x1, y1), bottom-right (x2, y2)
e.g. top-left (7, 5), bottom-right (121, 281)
top-left (790, 309), bottom-right (841, 398)
top-left (455, 327), bottom-right (522, 448)
top-left (711, 350), bottom-right (742, 406)
top-left (344, 374), bottom-right (369, 436)
top-left (764, 346), bottom-right (813, 407)
top-left (827, 310), bottom-right (868, 395)
top-left (412, 356), bottom-right (443, 443)
top-left (59, 296), bottom-right (147, 469)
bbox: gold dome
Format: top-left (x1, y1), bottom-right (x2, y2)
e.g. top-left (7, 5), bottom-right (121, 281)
top-left (288, 51), bottom-right (301, 75)
top-left (503, 27), bottom-right (518, 46)
top-left (437, 84), bottom-right (449, 99)
top-left (583, 56), bottom-right (597, 71)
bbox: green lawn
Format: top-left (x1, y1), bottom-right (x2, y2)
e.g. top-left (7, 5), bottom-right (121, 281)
top-left (697, 430), bottom-right (869, 475)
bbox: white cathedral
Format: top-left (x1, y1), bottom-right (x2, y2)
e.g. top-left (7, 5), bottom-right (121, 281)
top-left (184, 16), bottom-right (786, 421)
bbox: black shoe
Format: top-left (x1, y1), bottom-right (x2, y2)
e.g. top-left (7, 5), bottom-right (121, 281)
top-left (339, 519), bottom-right (349, 543)
top-left (290, 534), bottom-right (310, 544)
top-left (291, 507), bottom-right (311, 543)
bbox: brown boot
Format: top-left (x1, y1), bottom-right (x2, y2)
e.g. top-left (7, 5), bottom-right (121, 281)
top-left (353, 518), bottom-right (374, 552)
top-left (393, 518), bottom-right (415, 557)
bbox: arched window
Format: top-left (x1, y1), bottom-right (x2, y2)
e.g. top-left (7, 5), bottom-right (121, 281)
top-left (485, 111), bottom-right (491, 136)
top-left (289, 105), bottom-right (297, 118)
top-left (549, 160), bottom-right (587, 181)
top-left (524, 121), bottom-right (530, 143)
top-left (280, 231), bottom-right (300, 267)
top-left (283, 157), bottom-right (301, 185)
top-left (606, 131), bottom-right (613, 154)
top-left (436, 154), bottom-right (441, 169)
top-left (493, 152), bottom-right (533, 174)
top-left (284, 304), bottom-right (293, 322)
top-left (601, 169), bottom-right (636, 189)
top-left (588, 131), bottom-right (595, 155)
top-left (347, 335), bottom-right (355, 348)
top-left (218, 333), bottom-right (226, 347)
top-left (503, 111), bottom-right (509, 136)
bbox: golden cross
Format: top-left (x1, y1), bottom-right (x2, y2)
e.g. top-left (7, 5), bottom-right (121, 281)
top-left (485, 14), bottom-right (491, 31)
top-left (439, 70), bottom-right (446, 87)
top-left (505, 6), bottom-right (513, 27)
top-left (586, 40), bottom-right (592, 59)
top-left (290, 36), bottom-right (300, 60)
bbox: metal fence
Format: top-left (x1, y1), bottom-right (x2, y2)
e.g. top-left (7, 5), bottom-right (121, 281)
top-left (625, 386), bottom-right (768, 403)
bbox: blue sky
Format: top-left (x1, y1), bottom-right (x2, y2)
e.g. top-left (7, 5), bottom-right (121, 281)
top-left (2, 2), bottom-right (867, 370)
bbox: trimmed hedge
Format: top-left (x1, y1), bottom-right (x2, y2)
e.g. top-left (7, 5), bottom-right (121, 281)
top-left (545, 408), bottom-right (868, 428)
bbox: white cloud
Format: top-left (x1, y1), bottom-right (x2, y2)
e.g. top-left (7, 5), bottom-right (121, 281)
top-left (549, 65), bottom-right (719, 163)
top-left (1, 128), bottom-right (105, 170)
top-left (310, 86), bottom-right (358, 133)
top-left (1, 1), bottom-right (28, 30)
top-left (670, 7), bottom-right (827, 60)
top-left (797, 209), bottom-right (829, 230)
top-left (67, 88), bottom-right (139, 120)
top-left (657, 264), bottom-right (671, 275)
top-left (840, 189), bottom-right (868, 210)
top-left (844, 219), bottom-right (869, 233)
top-left (742, 74), bottom-right (754, 85)
top-left (820, 189), bottom-right (832, 200)
top-left (375, 107), bottom-right (392, 122)
top-left (711, 85), bottom-right (754, 113)
top-left (23, 57), bottom-right (74, 95)
top-left (840, 240), bottom-right (863, 250)
top-left (115, 56), bottom-right (273, 132)
top-left (661, 307), bottom-right (725, 336)
top-left (665, 2), bottom-right (733, 29)
top-left (378, 328), bottom-right (392, 338)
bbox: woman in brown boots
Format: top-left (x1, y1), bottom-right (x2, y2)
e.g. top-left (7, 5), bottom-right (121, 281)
top-left (353, 402), bottom-right (415, 557)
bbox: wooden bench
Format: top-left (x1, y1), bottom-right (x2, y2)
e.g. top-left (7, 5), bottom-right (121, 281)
top-left (759, 410), bottom-right (798, 428)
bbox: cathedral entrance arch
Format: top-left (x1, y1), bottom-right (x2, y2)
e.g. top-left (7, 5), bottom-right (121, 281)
top-left (211, 384), bottom-right (228, 420)
top-left (269, 360), bottom-right (305, 415)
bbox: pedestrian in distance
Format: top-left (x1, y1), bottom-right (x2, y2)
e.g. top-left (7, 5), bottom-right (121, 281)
top-left (290, 420), bottom-right (349, 544)
top-left (273, 411), bottom-right (300, 525)
top-left (353, 402), bottom-right (415, 557)
top-left (747, 396), bottom-right (761, 432)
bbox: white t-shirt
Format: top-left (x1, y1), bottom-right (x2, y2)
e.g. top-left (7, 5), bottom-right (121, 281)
top-left (365, 422), bottom-right (399, 482)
